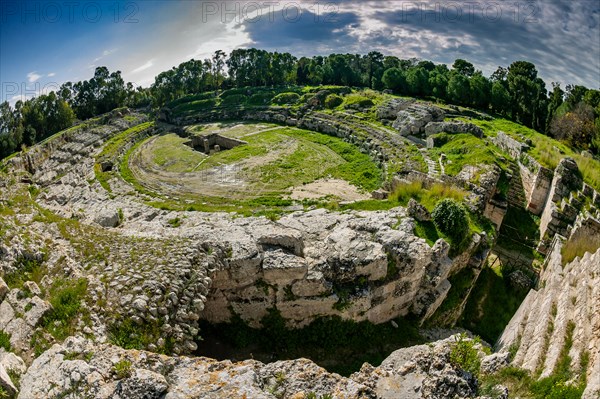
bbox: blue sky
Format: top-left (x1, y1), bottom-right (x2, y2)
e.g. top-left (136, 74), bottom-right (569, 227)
top-left (1, 0), bottom-right (599, 104)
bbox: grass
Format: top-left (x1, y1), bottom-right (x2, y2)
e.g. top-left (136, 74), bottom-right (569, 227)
top-left (460, 263), bottom-right (529, 344)
top-left (3, 256), bottom-right (47, 289)
top-left (108, 318), bottom-right (174, 354)
top-left (413, 220), bottom-right (440, 246)
top-left (149, 133), bottom-right (206, 173)
top-left (198, 309), bottom-right (422, 377)
top-left (122, 125), bottom-right (383, 213)
top-left (470, 117), bottom-right (600, 191)
top-left (98, 121), bottom-right (155, 161)
top-left (0, 331), bottom-right (11, 351)
top-left (429, 133), bottom-right (510, 176)
top-left (426, 268), bottom-right (477, 326)
top-left (42, 278), bottom-right (89, 340)
top-left (113, 359), bottom-right (133, 379)
top-left (562, 232), bottom-right (600, 265)
top-left (496, 206), bottom-right (540, 257)
top-left (390, 181), bottom-right (467, 211)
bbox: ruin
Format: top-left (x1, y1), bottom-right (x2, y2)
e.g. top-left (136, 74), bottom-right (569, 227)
top-left (184, 133), bottom-right (247, 154)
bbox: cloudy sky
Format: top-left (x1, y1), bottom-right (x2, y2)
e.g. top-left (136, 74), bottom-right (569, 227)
top-left (1, 0), bottom-right (598, 104)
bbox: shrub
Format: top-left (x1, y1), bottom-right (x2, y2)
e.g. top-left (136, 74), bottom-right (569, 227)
top-left (113, 359), bottom-right (133, 379)
top-left (272, 92), bottom-right (300, 105)
top-left (221, 94), bottom-right (248, 105)
top-left (344, 94), bottom-right (375, 109)
top-left (449, 333), bottom-right (482, 376)
top-left (248, 92), bottom-right (274, 105)
top-left (43, 278), bottom-right (88, 340)
top-left (431, 198), bottom-right (469, 244)
top-left (324, 94), bottom-right (343, 109)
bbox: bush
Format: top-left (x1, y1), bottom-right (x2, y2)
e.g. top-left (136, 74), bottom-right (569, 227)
top-left (344, 94), bottom-right (375, 109)
top-left (324, 94), bottom-right (343, 109)
top-left (431, 198), bottom-right (469, 244)
top-left (221, 94), bottom-right (248, 105)
top-left (449, 333), bottom-right (483, 376)
top-left (272, 92), bottom-right (300, 105)
top-left (248, 92), bottom-right (275, 105)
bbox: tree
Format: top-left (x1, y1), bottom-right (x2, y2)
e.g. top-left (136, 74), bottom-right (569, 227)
top-left (405, 67), bottom-right (429, 96)
top-left (550, 102), bottom-right (596, 150)
top-left (452, 59), bottom-right (475, 77)
top-left (470, 72), bottom-right (491, 109)
top-left (507, 61), bottom-right (546, 129)
top-left (447, 73), bottom-right (470, 105)
top-left (491, 82), bottom-right (510, 115)
top-left (382, 68), bottom-right (406, 93)
top-left (546, 83), bottom-right (565, 132)
top-left (211, 50), bottom-right (227, 91)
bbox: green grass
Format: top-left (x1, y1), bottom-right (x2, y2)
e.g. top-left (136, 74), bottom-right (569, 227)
top-left (460, 264), bottom-right (529, 343)
top-left (561, 233), bottom-right (600, 265)
top-left (113, 359), bottom-right (133, 379)
top-left (149, 133), bottom-right (206, 173)
top-left (123, 125), bottom-right (383, 213)
top-left (198, 309), bottom-right (422, 377)
top-left (429, 133), bottom-right (510, 176)
top-left (390, 181), bottom-right (467, 211)
top-left (426, 268), bottom-right (477, 326)
top-left (98, 121), bottom-right (155, 161)
top-left (42, 278), bottom-right (88, 340)
top-left (3, 256), bottom-right (46, 289)
top-left (0, 331), bottom-right (11, 351)
top-left (108, 318), bottom-right (174, 354)
top-left (414, 220), bottom-right (440, 246)
top-left (496, 206), bottom-right (540, 257)
top-left (470, 117), bottom-right (600, 191)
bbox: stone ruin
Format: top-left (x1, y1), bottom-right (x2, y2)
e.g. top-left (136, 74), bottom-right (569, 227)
top-left (184, 133), bottom-right (247, 154)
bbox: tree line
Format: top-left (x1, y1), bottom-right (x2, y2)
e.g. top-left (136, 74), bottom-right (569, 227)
top-left (1, 48), bottom-right (599, 159)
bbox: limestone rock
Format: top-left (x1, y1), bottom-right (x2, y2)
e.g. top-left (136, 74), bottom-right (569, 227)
top-left (0, 363), bottom-right (17, 397)
top-left (407, 198), bottom-right (431, 222)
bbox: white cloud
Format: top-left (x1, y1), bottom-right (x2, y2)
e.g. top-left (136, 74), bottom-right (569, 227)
top-left (47, 72), bottom-right (56, 77)
top-left (27, 72), bottom-right (41, 83)
top-left (131, 60), bottom-right (154, 74)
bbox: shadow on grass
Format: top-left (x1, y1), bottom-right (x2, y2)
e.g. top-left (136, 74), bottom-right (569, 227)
top-left (460, 266), bottom-right (529, 344)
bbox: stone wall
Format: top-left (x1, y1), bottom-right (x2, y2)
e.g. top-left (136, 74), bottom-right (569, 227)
top-left (518, 154), bottom-right (553, 214)
top-left (537, 158), bottom-right (586, 253)
top-left (492, 132), bottom-right (553, 215)
top-left (497, 229), bottom-right (600, 399)
top-left (200, 209), bottom-right (485, 328)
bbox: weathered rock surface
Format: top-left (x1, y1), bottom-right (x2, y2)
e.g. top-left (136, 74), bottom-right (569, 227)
top-left (17, 335), bottom-right (494, 399)
top-left (498, 224), bottom-right (600, 399)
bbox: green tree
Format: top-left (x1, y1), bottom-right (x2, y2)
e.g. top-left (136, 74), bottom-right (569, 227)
top-left (382, 68), bottom-right (406, 93)
top-left (491, 82), bottom-right (510, 115)
top-left (452, 59), bottom-right (475, 77)
top-left (447, 73), bottom-right (471, 105)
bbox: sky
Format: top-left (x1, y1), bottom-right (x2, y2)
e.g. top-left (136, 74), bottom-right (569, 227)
top-left (1, 0), bottom-right (599, 104)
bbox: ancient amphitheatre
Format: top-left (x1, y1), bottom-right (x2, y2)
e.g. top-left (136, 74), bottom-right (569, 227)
top-left (1, 76), bottom-right (600, 398)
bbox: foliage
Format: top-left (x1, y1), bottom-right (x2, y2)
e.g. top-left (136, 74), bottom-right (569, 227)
top-left (449, 333), bottom-right (483, 376)
top-left (108, 318), bottom-right (174, 354)
top-left (113, 359), bottom-right (133, 379)
top-left (431, 198), bottom-right (470, 244)
top-left (43, 278), bottom-right (89, 340)
top-left (324, 94), bottom-right (343, 109)
top-left (561, 233), bottom-right (600, 265)
top-left (429, 133), bottom-right (510, 176)
top-left (3, 256), bottom-right (46, 289)
top-left (272, 92), bottom-right (300, 105)
top-left (200, 310), bottom-right (422, 376)
top-left (0, 330), bottom-right (11, 352)
top-left (461, 264), bottom-right (529, 343)
top-left (390, 181), bottom-right (466, 211)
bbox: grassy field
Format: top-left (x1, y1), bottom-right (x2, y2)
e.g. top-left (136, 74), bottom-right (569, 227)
top-left (121, 124), bottom-right (383, 214)
top-left (469, 118), bottom-right (600, 191)
top-left (429, 133), bottom-right (510, 176)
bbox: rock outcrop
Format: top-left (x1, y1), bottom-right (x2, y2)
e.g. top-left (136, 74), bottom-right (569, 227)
top-left (498, 229), bottom-right (600, 399)
top-left (17, 335), bottom-right (496, 399)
